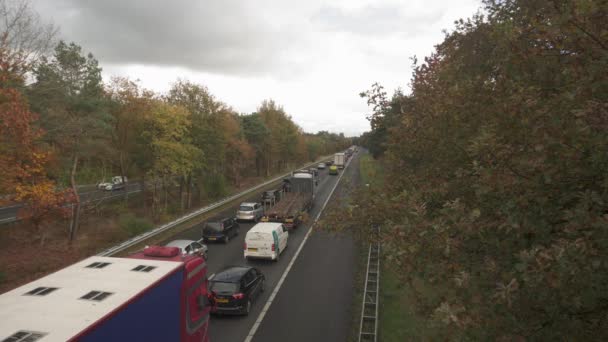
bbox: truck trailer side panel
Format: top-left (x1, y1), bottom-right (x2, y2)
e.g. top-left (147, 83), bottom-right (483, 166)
top-left (78, 268), bottom-right (184, 342)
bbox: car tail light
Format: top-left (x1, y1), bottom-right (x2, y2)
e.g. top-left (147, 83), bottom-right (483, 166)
top-left (232, 293), bottom-right (245, 300)
top-left (271, 243), bottom-right (275, 251)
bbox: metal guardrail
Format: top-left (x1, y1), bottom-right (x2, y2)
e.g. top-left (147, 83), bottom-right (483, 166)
top-left (98, 158), bottom-right (332, 257)
top-left (359, 227), bottom-right (380, 342)
top-left (0, 186), bottom-right (144, 226)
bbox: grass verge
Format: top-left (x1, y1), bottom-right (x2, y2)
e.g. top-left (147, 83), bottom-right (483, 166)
top-left (379, 266), bottom-right (436, 341)
top-left (357, 153), bottom-right (433, 341)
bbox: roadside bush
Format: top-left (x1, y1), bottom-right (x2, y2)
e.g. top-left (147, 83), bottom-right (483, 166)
top-left (119, 213), bottom-right (153, 237)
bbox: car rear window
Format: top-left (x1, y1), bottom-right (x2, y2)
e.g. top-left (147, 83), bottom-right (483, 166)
top-left (210, 281), bottom-right (239, 294)
top-left (204, 222), bottom-right (222, 231)
top-left (239, 205), bottom-right (254, 211)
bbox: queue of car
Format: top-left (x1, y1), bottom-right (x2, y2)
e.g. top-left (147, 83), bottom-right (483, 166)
top-left (160, 158), bottom-right (334, 316)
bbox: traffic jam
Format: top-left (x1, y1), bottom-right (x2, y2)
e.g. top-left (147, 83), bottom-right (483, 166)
top-left (0, 148), bottom-right (357, 342)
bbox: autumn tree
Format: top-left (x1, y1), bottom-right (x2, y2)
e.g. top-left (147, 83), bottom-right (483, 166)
top-left (0, 34), bottom-right (70, 243)
top-left (258, 100), bottom-right (300, 173)
top-left (143, 100), bottom-right (201, 220)
top-left (344, 0), bottom-right (608, 339)
top-left (105, 77), bottom-right (156, 204)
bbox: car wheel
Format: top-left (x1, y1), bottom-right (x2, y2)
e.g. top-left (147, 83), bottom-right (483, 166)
top-left (244, 299), bottom-right (251, 315)
top-left (235, 228), bottom-right (240, 236)
top-left (224, 235), bottom-right (230, 243)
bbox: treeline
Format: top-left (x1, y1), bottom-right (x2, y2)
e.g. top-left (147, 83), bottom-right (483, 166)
top-left (352, 0), bottom-right (608, 339)
top-left (0, 1), bottom-right (350, 239)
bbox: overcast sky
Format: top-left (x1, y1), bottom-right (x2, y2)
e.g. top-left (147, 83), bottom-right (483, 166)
top-left (33, 0), bottom-right (481, 136)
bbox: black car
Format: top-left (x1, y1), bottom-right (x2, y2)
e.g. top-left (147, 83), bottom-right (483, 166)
top-left (209, 266), bottom-right (265, 315)
top-left (201, 218), bottom-right (239, 243)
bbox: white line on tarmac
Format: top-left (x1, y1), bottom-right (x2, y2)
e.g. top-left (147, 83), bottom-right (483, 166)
top-left (243, 155), bottom-right (354, 342)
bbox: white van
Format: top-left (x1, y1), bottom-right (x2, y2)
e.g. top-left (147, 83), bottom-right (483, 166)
top-left (244, 222), bottom-right (288, 262)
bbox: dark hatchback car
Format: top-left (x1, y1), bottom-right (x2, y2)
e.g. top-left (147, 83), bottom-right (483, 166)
top-left (202, 218), bottom-right (239, 243)
top-left (209, 266), bottom-right (265, 315)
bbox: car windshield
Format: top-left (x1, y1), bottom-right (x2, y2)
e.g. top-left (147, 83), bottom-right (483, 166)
top-left (210, 281), bottom-right (239, 294)
top-left (204, 222), bottom-right (223, 231)
top-left (239, 205), bottom-right (254, 211)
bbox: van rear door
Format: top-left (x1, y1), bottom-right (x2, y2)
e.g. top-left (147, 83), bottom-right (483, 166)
top-left (246, 231), bottom-right (272, 256)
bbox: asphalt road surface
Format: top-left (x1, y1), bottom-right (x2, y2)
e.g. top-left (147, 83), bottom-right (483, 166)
top-left (251, 153), bottom-right (360, 342)
top-left (166, 152), bottom-right (361, 342)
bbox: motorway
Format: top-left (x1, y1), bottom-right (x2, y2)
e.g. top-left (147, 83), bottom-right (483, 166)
top-left (0, 183), bottom-right (142, 224)
top-left (166, 152), bottom-right (361, 342)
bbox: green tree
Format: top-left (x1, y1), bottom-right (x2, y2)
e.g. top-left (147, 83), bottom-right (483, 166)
top-left (29, 41), bottom-right (111, 241)
top-left (241, 113), bottom-right (270, 176)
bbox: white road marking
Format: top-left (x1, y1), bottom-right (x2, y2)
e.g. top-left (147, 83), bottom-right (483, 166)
top-left (244, 155), bottom-right (354, 342)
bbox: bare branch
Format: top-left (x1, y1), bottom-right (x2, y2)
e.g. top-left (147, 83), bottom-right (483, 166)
top-left (0, 0), bottom-right (58, 69)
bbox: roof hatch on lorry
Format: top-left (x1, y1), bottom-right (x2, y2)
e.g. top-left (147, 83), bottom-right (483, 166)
top-left (3, 330), bottom-right (47, 342)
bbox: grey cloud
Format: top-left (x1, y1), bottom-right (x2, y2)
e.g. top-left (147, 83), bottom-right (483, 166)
top-left (311, 4), bottom-right (445, 36)
top-left (34, 0), bottom-right (295, 75)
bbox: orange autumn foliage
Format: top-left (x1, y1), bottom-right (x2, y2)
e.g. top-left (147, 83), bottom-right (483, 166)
top-left (0, 41), bottom-right (72, 231)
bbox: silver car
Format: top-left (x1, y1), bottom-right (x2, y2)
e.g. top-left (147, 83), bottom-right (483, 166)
top-left (165, 239), bottom-right (208, 260)
top-left (236, 202), bottom-right (264, 222)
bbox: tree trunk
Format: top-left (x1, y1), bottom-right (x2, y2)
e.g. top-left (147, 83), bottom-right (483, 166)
top-left (119, 152), bottom-right (128, 204)
top-left (186, 175), bottom-right (192, 210)
top-left (163, 177), bottom-right (168, 213)
top-left (142, 173), bottom-right (147, 211)
top-left (179, 176), bottom-right (184, 213)
top-left (152, 173), bottom-right (158, 222)
top-left (68, 155), bottom-right (80, 242)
